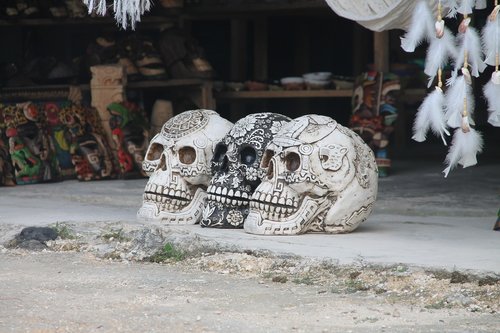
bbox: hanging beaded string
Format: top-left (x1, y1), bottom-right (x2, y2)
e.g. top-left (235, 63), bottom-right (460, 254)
top-left (437, 0), bottom-right (444, 89)
top-left (461, 10), bottom-right (471, 132)
top-left (494, 0), bottom-right (500, 73)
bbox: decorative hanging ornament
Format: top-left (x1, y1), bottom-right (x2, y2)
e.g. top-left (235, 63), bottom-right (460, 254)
top-left (83, 0), bottom-right (152, 29)
top-left (400, 1), bottom-right (435, 52)
top-left (411, 0), bottom-right (451, 146)
top-left (482, 3), bottom-right (500, 127)
top-left (412, 86), bottom-right (450, 145)
top-left (444, 68), bottom-right (476, 128)
top-left (443, 125), bottom-right (483, 177)
top-left (442, 8), bottom-right (483, 177)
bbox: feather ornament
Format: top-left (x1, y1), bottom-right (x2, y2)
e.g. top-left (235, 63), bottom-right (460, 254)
top-left (425, 26), bottom-right (457, 87)
top-left (457, 0), bottom-right (476, 15)
top-left (412, 87), bottom-right (450, 145)
top-left (443, 0), bottom-right (459, 18)
top-left (483, 73), bottom-right (500, 126)
top-left (400, 1), bottom-right (434, 52)
top-left (481, 9), bottom-right (500, 66)
top-left (443, 126), bottom-right (483, 177)
top-left (83, 0), bottom-right (151, 29)
top-left (444, 74), bottom-right (475, 128)
top-left (454, 26), bottom-right (487, 77)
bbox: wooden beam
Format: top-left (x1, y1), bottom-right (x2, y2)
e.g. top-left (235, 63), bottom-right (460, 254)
top-left (230, 19), bottom-right (247, 81)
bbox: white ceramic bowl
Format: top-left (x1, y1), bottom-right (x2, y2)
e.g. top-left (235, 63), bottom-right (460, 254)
top-left (302, 72), bottom-right (332, 81)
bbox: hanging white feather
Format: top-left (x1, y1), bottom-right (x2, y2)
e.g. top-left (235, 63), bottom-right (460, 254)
top-left (412, 87), bottom-right (450, 145)
top-left (457, 0), bottom-right (476, 15)
top-left (454, 26), bottom-right (486, 77)
top-left (425, 27), bottom-right (457, 87)
top-left (400, 1), bottom-right (434, 52)
top-left (96, 0), bottom-right (107, 16)
top-left (83, 0), bottom-right (152, 29)
top-left (443, 0), bottom-right (459, 18)
top-left (443, 126), bottom-right (483, 177)
top-left (83, 0), bottom-right (96, 14)
top-left (483, 73), bottom-right (500, 127)
top-left (444, 74), bottom-right (476, 128)
top-left (481, 11), bottom-right (500, 66)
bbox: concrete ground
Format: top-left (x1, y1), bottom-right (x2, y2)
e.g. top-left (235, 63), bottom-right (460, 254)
top-left (0, 159), bottom-right (498, 273)
top-left (0, 159), bottom-right (499, 332)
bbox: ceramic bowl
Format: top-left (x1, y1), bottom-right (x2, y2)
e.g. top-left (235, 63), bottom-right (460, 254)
top-left (280, 77), bottom-right (305, 90)
top-left (302, 72), bottom-right (332, 81)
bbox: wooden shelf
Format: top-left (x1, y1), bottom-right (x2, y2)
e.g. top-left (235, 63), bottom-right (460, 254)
top-left (215, 89), bottom-right (352, 99)
top-left (127, 78), bottom-right (209, 89)
top-left (0, 16), bottom-right (174, 27)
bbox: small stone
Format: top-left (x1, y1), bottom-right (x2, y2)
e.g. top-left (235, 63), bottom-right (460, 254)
top-left (17, 240), bottom-right (48, 251)
top-left (196, 316), bottom-right (201, 321)
top-left (19, 227), bottom-right (58, 242)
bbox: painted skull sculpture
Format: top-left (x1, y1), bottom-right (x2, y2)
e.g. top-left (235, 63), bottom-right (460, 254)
top-left (201, 113), bottom-right (291, 228)
top-left (244, 115), bottom-right (378, 235)
top-left (137, 109), bottom-right (233, 224)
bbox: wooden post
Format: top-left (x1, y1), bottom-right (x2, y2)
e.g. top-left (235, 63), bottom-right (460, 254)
top-left (253, 18), bottom-right (268, 81)
top-left (90, 64), bottom-right (126, 150)
top-left (373, 31), bottom-right (389, 73)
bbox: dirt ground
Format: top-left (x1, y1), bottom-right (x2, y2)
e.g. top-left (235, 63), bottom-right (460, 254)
top-left (1, 249), bottom-right (499, 333)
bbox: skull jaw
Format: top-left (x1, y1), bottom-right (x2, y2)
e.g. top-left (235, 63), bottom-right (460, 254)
top-left (244, 196), bottom-right (330, 235)
top-left (201, 202), bottom-right (248, 228)
top-left (137, 187), bottom-right (206, 224)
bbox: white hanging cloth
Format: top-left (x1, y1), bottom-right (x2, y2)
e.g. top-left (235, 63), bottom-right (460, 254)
top-left (324, 0), bottom-right (486, 32)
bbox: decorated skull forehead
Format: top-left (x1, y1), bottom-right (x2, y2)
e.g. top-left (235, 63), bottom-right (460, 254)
top-left (201, 113), bottom-right (291, 228)
top-left (137, 109), bottom-right (233, 224)
top-left (244, 114), bottom-right (378, 235)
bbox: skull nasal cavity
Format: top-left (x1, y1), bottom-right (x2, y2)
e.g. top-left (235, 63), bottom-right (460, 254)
top-left (213, 143), bottom-right (227, 163)
top-left (285, 152), bottom-right (300, 172)
top-left (267, 160), bottom-right (274, 179)
top-left (261, 150), bottom-right (274, 168)
top-left (158, 154), bottom-right (167, 171)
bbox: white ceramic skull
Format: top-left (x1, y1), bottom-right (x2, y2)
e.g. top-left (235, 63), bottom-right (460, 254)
top-left (244, 114), bottom-right (378, 235)
top-left (201, 113), bottom-right (291, 228)
top-left (137, 109), bottom-right (233, 224)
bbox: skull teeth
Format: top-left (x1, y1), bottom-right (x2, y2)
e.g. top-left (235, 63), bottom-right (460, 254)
top-left (144, 180), bottom-right (193, 208)
top-left (206, 186), bottom-right (250, 208)
top-left (249, 188), bottom-right (300, 219)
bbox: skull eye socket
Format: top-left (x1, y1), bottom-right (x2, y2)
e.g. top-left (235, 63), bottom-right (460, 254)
top-left (261, 149), bottom-right (275, 168)
top-left (146, 143), bottom-right (164, 161)
top-left (240, 146), bottom-right (257, 166)
top-left (285, 152), bottom-right (300, 172)
top-left (213, 143), bottom-right (227, 163)
top-left (179, 146), bottom-right (196, 165)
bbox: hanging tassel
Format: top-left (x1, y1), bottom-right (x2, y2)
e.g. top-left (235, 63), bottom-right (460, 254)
top-left (400, 1), bottom-right (435, 52)
top-left (412, 86), bottom-right (450, 145)
top-left (443, 125), bottom-right (483, 177)
top-left (483, 72), bottom-right (500, 126)
top-left (425, 26), bottom-right (457, 87)
top-left (454, 24), bottom-right (487, 77)
top-left (96, 0), bottom-right (107, 16)
top-left (83, 0), bottom-right (152, 29)
top-left (83, 0), bottom-right (96, 14)
top-left (445, 71), bottom-right (476, 128)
